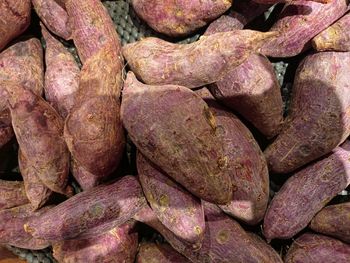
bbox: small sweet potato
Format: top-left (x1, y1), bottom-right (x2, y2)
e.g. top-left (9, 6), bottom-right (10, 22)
top-left (261, 0), bottom-right (348, 57)
top-left (197, 88), bottom-right (269, 225)
top-left (312, 13), bottom-right (350, 52)
top-left (32, 0), bottom-right (71, 40)
top-left (0, 179), bottom-right (28, 210)
top-left (310, 202), bottom-right (350, 243)
top-left (264, 51), bottom-right (350, 174)
top-left (122, 30), bottom-right (277, 89)
top-left (24, 176), bottom-right (146, 241)
top-left (53, 221), bottom-right (138, 263)
top-left (285, 233), bottom-right (350, 263)
top-left (131, 0), bottom-right (232, 37)
top-left (137, 242), bottom-right (191, 263)
top-left (263, 147), bottom-right (350, 240)
top-left (121, 72), bottom-right (232, 205)
top-left (0, 0), bottom-right (31, 51)
top-left (137, 152), bottom-right (205, 244)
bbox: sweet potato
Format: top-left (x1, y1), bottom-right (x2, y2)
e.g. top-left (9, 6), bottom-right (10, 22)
top-left (53, 221), bottom-right (138, 263)
top-left (32, 0), bottom-right (71, 40)
top-left (264, 51), bottom-right (350, 174)
top-left (197, 88), bottom-right (269, 225)
top-left (0, 179), bottom-right (28, 210)
top-left (24, 176), bottom-right (146, 241)
top-left (0, 204), bottom-right (51, 249)
top-left (0, 0), bottom-right (31, 51)
top-left (312, 13), bottom-right (350, 52)
top-left (137, 242), bottom-right (191, 263)
top-left (121, 72), bottom-right (232, 204)
top-left (263, 147), bottom-right (350, 240)
top-left (131, 0), bottom-right (232, 37)
top-left (261, 0), bottom-right (348, 57)
top-left (310, 202), bottom-right (350, 243)
top-left (285, 233), bottom-right (350, 263)
top-left (41, 24), bottom-right (79, 119)
top-left (122, 30), bottom-right (277, 89)
top-left (137, 152), bottom-right (205, 244)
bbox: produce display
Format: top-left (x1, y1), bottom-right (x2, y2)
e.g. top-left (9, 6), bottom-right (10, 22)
top-left (0, 0), bottom-right (350, 262)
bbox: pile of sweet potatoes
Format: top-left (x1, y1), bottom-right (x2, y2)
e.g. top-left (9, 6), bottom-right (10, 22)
top-left (0, 0), bottom-right (350, 262)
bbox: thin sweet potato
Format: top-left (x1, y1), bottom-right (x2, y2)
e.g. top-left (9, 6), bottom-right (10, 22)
top-left (263, 147), bottom-right (350, 240)
top-left (0, 179), bottom-right (28, 210)
top-left (264, 51), bottom-right (350, 174)
top-left (121, 72), bottom-right (232, 205)
top-left (122, 30), bottom-right (277, 89)
top-left (261, 0), bottom-right (348, 57)
top-left (310, 202), bottom-right (350, 243)
top-left (137, 152), bottom-right (205, 244)
top-left (53, 221), bottom-right (138, 263)
top-left (131, 0), bottom-right (232, 37)
top-left (285, 233), bottom-right (350, 263)
top-left (24, 176), bottom-right (146, 241)
top-left (197, 88), bottom-right (269, 225)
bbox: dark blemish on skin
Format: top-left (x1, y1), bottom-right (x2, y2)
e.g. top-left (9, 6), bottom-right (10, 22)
top-left (36, 114), bottom-right (48, 128)
top-left (24, 101), bottom-right (36, 112)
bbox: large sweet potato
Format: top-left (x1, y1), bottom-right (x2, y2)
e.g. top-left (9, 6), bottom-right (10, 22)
top-left (310, 202), bottom-right (350, 243)
top-left (263, 147), bottom-right (350, 240)
top-left (53, 221), bottom-right (138, 263)
top-left (197, 88), bottom-right (269, 225)
top-left (121, 72), bottom-right (232, 205)
top-left (131, 0), bottom-right (232, 37)
top-left (122, 30), bottom-right (277, 89)
top-left (0, 179), bottom-right (28, 210)
top-left (261, 0), bottom-right (348, 57)
top-left (137, 152), bottom-right (205, 244)
top-left (264, 51), bottom-right (350, 174)
top-left (24, 176), bottom-right (146, 241)
top-left (285, 233), bottom-right (350, 263)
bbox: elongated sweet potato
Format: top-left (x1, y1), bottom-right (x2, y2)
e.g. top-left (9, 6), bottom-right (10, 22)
top-left (312, 13), bottom-right (350, 52)
top-left (0, 204), bottom-right (51, 249)
top-left (131, 0), bottom-right (232, 37)
top-left (263, 147), bottom-right (350, 240)
top-left (137, 242), bottom-right (191, 263)
top-left (0, 179), bottom-right (28, 210)
top-left (0, 0), bottom-right (31, 51)
top-left (310, 202), bottom-right (350, 243)
top-left (53, 221), bottom-right (138, 263)
top-left (122, 30), bottom-right (277, 89)
top-left (33, 0), bottom-right (71, 40)
top-left (197, 88), bottom-right (269, 225)
top-left (24, 175), bottom-right (146, 241)
top-left (261, 0), bottom-right (348, 57)
top-left (264, 51), bottom-right (350, 174)
top-left (121, 72), bottom-right (232, 204)
top-left (137, 152), bottom-right (205, 244)
top-left (285, 233), bottom-right (350, 263)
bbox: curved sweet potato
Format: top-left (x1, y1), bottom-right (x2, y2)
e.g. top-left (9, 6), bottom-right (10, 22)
top-left (0, 179), bottom-right (28, 210)
top-left (121, 72), bottom-right (232, 205)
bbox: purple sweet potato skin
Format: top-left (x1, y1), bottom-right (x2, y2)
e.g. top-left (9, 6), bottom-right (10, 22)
top-left (137, 242), bottom-right (191, 263)
top-left (312, 13), bottom-right (350, 52)
top-left (0, 204), bottom-right (51, 249)
top-left (197, 88), bottom-right (269, 225)
top-left (0, 109), bottom-right (13, 148)
top-left (285, 233), bottom-right (350, 263)
top-left (264, 51), bottom-right (350, 174)
top-left (0, 179), bottom-right (28, 210)
top-left (310, 202), bottom-right (350, 243)
top-left (247, 233), bottom-right (282, 263)
top-left (41, 24), bottom-right (79, 119)
top-left (32, 0), bottom-right (71, 40)
top-left (205, 15), bottom-right (244, 34)
top-left (70, 160), bottom-right (100, 191)
top-left (263, 147), bottom-right (350, 240)
top-left (53, 221), bottom-right (138, 263)
top-left (0, 0), bottom-right (31, 51)
top-left (122, 30), bottom-right (276, 89)
top-left (131, 0), bottom-right (232, 37)
top-left (121, 72), bottom-right (232, 205)
top-left (261, 0), bottom-right (348, 57)
top-left (137, 152), bottom-right (205, 244)
top-left (233, 0), bottom-right (271, 25)
top-left (25, 176), bottom-right (146, 241)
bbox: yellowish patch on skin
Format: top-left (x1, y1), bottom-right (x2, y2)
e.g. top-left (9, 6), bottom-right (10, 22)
top-left (216, 229), bottom-right (229, 244)
top-left (158, 194), bottom-right (169, 212)
top-left (194, 225), bottom-right (202, 235)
